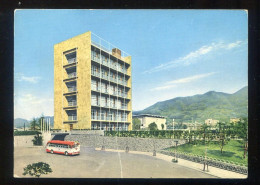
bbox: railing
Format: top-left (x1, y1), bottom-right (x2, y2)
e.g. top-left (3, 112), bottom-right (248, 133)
top-left (91, 70), bottom-right (100, 78)
top-left (91, 102), bottom-right (100, 106)
top-left (101, 74), bottom-right (109, 80)
top-left (91, 86), bottom-right (100, 91)
top-left (68, 115), bottom-right (77, 121)
top-left (101, 88), bottom-right (108, 94)
top-left (91, 56), bottom-right (100, 63)
top-left (68, 72), bottom-right (77, 78)
top-left (68, 87), bottom-right (77, 92)
top-left (67, 58), bottom-right (77, 64)
top-left (68, 101), bottom-right (77, 106)
top-left (122, 105), bottom-right (128, 110)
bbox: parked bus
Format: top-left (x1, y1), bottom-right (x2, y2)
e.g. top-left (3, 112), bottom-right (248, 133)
top-left (46, 140), bottom-right (80, 156)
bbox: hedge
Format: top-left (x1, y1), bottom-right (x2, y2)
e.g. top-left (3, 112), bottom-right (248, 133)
top-left (14, 131), bottom-right (41, 136)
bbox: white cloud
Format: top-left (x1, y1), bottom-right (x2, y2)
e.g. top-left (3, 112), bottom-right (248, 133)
top-left (15, 73), bottom-right (41, 84)
top-left (144, 40), bottom-right (245, 74)
top-left (151, 72), bottom-right (216, 91)
top-left (166, 72), bottom-right (217, 84)
top-left (14, 93), bottom-right (53, 120)
top-left (151, 84), bottom-right (176, 91)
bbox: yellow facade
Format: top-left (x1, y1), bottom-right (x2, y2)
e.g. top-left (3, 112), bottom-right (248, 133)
top-left (54, 31), bottom-right (132, 131)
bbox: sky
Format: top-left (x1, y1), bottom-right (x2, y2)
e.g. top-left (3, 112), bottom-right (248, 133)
top-left (14, 10), bottom-right (248, 120)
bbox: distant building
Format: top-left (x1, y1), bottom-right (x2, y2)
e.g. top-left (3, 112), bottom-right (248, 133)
top-left (230, 118), bottom-right (240, 123)
top-left (132, 114), bottom-right (166, 130)
top-left (205, 119), bottom-right (219, 126)
top-left (183, 122), bottom-right (201, 130)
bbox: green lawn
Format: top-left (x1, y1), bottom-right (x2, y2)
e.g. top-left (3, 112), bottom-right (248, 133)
top-left (167, 140), bottom-right (248, 166)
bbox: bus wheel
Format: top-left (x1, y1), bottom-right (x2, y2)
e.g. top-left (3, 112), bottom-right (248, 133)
top-left (51, 150), bottom-right (54, 154)
top-left (65, 151), bottom-right (68, 156)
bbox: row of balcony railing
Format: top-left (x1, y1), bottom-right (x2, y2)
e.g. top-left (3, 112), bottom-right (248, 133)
top-left (91, 86), bottom-right (128, 98)
top-left (91, 56), bottom-right (128, 74)
top-left (91, 115), bottom-right (128, 122)
top-left (91, 125), bottom-right (129, 131)
top-left (91, 70), bottom-right (128, 86)
top-left (91, 101), bottom-right (128, 110)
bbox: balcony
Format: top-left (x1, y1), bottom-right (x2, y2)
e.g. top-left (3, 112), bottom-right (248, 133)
top-left (68, 87), bottom-right (77, 92)
top-left (91, 102), bottom-right (100, 107)
top-left (101, 88), bottom-right (109, 94)
top-left (91, 70), bottom-right (100, 78)
top-left (64, 72), bottom-right (77, 82)
top-left (63, 58), bottom-right (77, 68)
top-left (91, 56), bottom-right (100, 64)
top-left (68, 72), bottom-right (77, 78)
top-left (68, 101), bottom-right (77, 106)
top-left (63, 101), bottom-right (77, 110)
top-left (64, 115), bottom-right (77, 123)
top-left (68, 58), bottom-right (77, 64)
top-left (68, 115), bottom-right (77, 120)
top-left (91, 86), bottom-right (100, 92)
top-left (64, 86), bottom-right (77, 96)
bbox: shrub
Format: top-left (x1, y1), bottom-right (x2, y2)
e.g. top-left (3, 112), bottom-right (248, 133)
top-left (14, 131), bottom-right (41, 136)
top-left (23, 162), bottom-right (52, 178)
top-left (32, 133), bottom-right (43, 146)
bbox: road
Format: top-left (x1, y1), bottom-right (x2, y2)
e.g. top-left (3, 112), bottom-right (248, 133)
top-left (14, 146), bottom-right (216, 178)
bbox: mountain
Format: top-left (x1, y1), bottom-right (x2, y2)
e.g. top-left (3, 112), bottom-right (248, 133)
top-left (134, 86), bottom-right (248, 123)
top-left (14, 118), bottom-right (30, 128)
top-left (14, 116), bottom-right (54, 128)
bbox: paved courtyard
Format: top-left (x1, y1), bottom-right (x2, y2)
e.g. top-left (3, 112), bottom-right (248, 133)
top-left (14, 146), bottom-right (217, 178)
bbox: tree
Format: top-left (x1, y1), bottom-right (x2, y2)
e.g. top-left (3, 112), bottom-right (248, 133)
top-left (32, 132), bottom-right (43, 146)
top-left (161, 124), bottom-right (165, 130)
top-left (235, 118), bottom-right (248, 159)
top-left (216, 122), bottom-right (229, 154)
top-left (30, 117), bottom-right (39, 131)
top-left (200, 123), bottom-right (209, 145)
top-left (132, 118), bottom-right (141, 130)
top-left (148, 122), bottom-right (158, 131)
top-left (23, 162), bottom-right (52, 178)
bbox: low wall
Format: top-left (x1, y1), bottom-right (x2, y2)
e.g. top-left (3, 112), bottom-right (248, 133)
top-left (160, 150), bottom-right (248, 175)
top-left (14, 136), bottom-right (34, 147)
top-left (70, 130), bottom-right (104, 136)
top-left (65, 135), bottom-right (186, 152)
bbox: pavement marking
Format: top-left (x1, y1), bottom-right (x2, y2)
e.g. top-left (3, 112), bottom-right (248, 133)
top-left (116, 136), bottom-right (123, 178)
top-left (94, 160), bottom-right (106, 172)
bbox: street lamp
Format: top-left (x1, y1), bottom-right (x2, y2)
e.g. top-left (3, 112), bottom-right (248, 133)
top-left (174, 140), bottom-right (178, 163)
top-left (203, 137), bottom-right (209, 172)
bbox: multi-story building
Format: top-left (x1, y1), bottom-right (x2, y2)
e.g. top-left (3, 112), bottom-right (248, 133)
top-left (205, 119), bottom-right (219, 127)
top-left (132, 114), bottom-right (166, 130)
top-left (54, 31), bottom-right (132, 131)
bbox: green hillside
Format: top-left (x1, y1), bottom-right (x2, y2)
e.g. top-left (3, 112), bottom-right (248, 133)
top-left (134, 86), bottom-right (248, 123)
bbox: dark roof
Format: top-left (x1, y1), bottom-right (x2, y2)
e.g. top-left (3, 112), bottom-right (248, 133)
top-left (132, 114), bottom-right (165, 119)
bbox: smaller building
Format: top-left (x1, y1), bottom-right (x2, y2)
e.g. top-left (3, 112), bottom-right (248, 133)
top-left (230, 118), bottom-right (240, 123)
top-left (205, 119), bottom-right (219, 127)
top-left (183, 122), bottom-right (201, 130)
top-left (132, 114), bottom-right (166, 130)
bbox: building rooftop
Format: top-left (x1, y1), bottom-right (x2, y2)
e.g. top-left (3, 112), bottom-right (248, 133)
top-left (133, 114), bottom-right (166, 119)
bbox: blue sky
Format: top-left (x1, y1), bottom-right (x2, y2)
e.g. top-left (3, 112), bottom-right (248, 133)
top-left (14, 10), bottom-right (248, 120)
